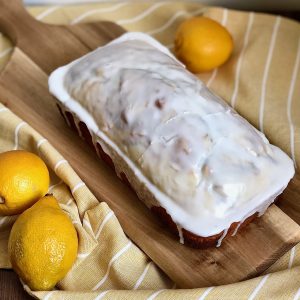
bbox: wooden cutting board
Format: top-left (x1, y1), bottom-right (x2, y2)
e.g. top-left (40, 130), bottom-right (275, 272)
top-left (0, 0), bottom-right (300, 291)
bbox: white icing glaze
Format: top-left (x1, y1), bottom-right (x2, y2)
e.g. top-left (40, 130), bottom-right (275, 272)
top-left (258, 203), bottom-right (270, 217)
top-left (231, 222), bottom-right (241, 237)
top-left (217, 228), bottom-right (229, 247)
top-left (176, 224), bottom-right (185, 244)
top-left (49, 32), bottom-right (295, 237)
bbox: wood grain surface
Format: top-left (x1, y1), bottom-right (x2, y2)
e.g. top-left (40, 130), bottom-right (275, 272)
top-left (0, 270), bottom-right (32, 300)
top-left (0, 0), bottom-right (300, 298)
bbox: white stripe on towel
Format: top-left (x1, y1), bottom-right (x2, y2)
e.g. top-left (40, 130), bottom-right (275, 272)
top-left (259, 16), bottom-right (281, 133)
top-left (0, 48), bottom-right (12, 59)
top-left (287, 36), bottom-right (300, 167)
top-left (96, 211), bottom-right (115, 239)
top-left (230, 12), bottom-right (254, 108)
top-left (206, 9), bottom-right (228, 88)
top-left (71, 182), bottom-right (85, 194)
top-left (198, 287), bottom-right (214, 300)
top-left (71, 3), bottom-right (128, 24)
top-left (36, 6), bottom-right (61, 20)
top-left (117, 3), bottom-right (168, 25)
top-left (92, 241), bottom-right (132, 290)
top-left (14, 122), bottom-right (26, 150)
top-left (147, 7), bottom-right (205, 36)
top-left (133, 261), bottom-right (152, 290)
top-left (248, 274), bottom-right (270, 300)
top-left (54, 159), bottom-right (68, 173)
top-left (146, 289), bottom-right (166, 300)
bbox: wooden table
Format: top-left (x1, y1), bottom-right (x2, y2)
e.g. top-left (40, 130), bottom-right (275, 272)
top-left (0, 270), bottom-right (32, 300)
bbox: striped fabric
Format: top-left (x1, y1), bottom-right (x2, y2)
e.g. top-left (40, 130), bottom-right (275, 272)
top-left (0, 2), bottom-right (299, 299)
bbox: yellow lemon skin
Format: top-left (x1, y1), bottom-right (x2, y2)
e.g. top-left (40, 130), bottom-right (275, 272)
top-left (0, 150), bottom-right (49, 215)
top-left (174, 16), bottom-right (234, 73)
top-left (8, 195), bottom-right (78, 291)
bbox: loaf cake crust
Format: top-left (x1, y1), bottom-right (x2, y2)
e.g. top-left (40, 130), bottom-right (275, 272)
top-left (49, 32), bottom-right (294, 248)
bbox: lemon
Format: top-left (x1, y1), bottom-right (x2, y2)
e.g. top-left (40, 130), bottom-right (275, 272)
top-left (8, 195), bottom-right (78, 291)
top-left (174, 16), bottom-right (234, 73)
top-left (0, 150), bottom-right (49, 215)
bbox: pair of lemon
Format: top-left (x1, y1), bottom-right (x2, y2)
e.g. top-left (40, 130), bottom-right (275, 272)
top-left (0, 150), bottom-right (78, 291)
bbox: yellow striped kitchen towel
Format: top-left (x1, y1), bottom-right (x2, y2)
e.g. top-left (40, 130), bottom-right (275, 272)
top-left (0, 2), bottom-right (300, 299)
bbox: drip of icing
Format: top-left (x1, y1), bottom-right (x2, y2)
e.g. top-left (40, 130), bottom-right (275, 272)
top-left (216, 228), bottom-right (229, 247)
top-left (258, 203), bottom-right (271, 217)
top-left (176, 224), bottom-right (184, 244)
top-left (231, 222), bottom-right (242, 237)
top-left (49, 32), bottom-right (295, 238)
top-left (74, 116), bottom-right (83, 138)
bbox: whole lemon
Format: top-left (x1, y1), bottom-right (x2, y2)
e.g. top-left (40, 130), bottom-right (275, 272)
top-left (8, 195), bottom-right (78, 291)
top-left (174, 16), bottom-right (234, 73)
top-left (0, 150), bottom-right (49, 215)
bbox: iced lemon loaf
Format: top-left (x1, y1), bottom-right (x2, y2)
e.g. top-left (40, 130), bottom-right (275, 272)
top-left (49, 32), bottom-right (295, 248)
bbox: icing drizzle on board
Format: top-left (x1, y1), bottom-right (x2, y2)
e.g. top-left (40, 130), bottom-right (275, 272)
top-left (49, 32), bottom-right (295, 238)
top-left (217, 228), bottom-right (229, 247)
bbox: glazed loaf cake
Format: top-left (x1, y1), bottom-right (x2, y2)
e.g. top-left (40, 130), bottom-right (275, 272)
top-left (49, 32), bottom-right (295, 248)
